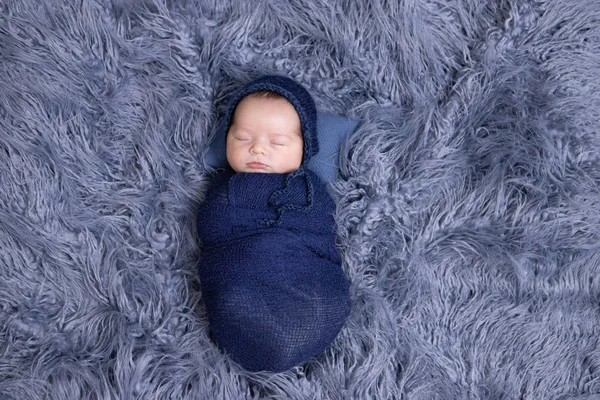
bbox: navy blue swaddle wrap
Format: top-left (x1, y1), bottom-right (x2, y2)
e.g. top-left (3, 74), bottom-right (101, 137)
top-left (197, 76), bottom-right (351, 372)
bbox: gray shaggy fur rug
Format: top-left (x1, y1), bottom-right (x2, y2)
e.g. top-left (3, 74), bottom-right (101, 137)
top-left (2, 0), bottom-right (600, 399)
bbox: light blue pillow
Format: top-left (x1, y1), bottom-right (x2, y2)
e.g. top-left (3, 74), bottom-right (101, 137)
top-left (204, 112), bottom-right (359, 184)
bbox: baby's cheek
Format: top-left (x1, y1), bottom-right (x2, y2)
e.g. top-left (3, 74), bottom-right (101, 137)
top-left (294, 147), bottom-right (303, 164)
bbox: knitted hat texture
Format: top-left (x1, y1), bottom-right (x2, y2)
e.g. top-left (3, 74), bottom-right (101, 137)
top-left (221, 75), bottom-right (319, 166)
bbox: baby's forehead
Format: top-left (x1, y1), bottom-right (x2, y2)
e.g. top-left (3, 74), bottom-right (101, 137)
top-left (231, 93), bottom-right (303, 135)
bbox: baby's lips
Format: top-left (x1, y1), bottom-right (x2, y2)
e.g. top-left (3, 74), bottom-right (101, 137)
top-left (247, 161), bottom-right (268, 170)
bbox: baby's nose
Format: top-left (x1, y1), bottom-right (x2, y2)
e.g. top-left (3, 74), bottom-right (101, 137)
top-left (250, 142), bottom-right (267, 155)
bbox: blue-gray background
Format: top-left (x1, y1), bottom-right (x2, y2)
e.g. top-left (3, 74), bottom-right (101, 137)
top-left (1, 0), bottom-right (599, 399)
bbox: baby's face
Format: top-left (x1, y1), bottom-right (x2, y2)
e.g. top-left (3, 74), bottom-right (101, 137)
top-left (226, 96), bottom-right (303, 174)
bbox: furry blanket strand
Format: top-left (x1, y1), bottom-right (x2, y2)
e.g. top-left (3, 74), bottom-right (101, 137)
top-left (1, 0), bottom-right (600, 398)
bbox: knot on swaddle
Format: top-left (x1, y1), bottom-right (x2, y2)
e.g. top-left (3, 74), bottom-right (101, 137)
top-left (259, 166), bottom-right (315, 226)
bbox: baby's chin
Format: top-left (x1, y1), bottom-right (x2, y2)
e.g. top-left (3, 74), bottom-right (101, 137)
top-left (237, 169), bottom-right (294, 174)
top-left (229, 162), bottom-right (299, 174)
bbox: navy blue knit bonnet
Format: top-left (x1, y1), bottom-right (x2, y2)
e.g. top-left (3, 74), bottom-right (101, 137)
top-left (222, 75), bottom-right (319, 166)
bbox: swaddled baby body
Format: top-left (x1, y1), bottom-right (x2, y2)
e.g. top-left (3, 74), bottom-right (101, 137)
top-left (197, 75), bottom-right (351, 372)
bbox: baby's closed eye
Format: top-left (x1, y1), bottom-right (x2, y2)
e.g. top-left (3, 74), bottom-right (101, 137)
top-left (270, 135), bottom-right (296, 146)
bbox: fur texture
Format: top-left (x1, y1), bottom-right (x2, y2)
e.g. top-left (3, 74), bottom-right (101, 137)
top-left (1, 0), bottom-right (600, 398)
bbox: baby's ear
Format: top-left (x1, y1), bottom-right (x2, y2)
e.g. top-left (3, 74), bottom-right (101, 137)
top-left (306, 112), bottom-right (359, 184)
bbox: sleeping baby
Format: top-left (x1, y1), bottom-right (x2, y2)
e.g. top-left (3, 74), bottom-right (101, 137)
top-left (196, 75), bottom-right (351, 372)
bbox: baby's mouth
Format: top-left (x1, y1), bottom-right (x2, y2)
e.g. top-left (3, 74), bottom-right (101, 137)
top-left (247, 161), bottom-right (268, 170)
